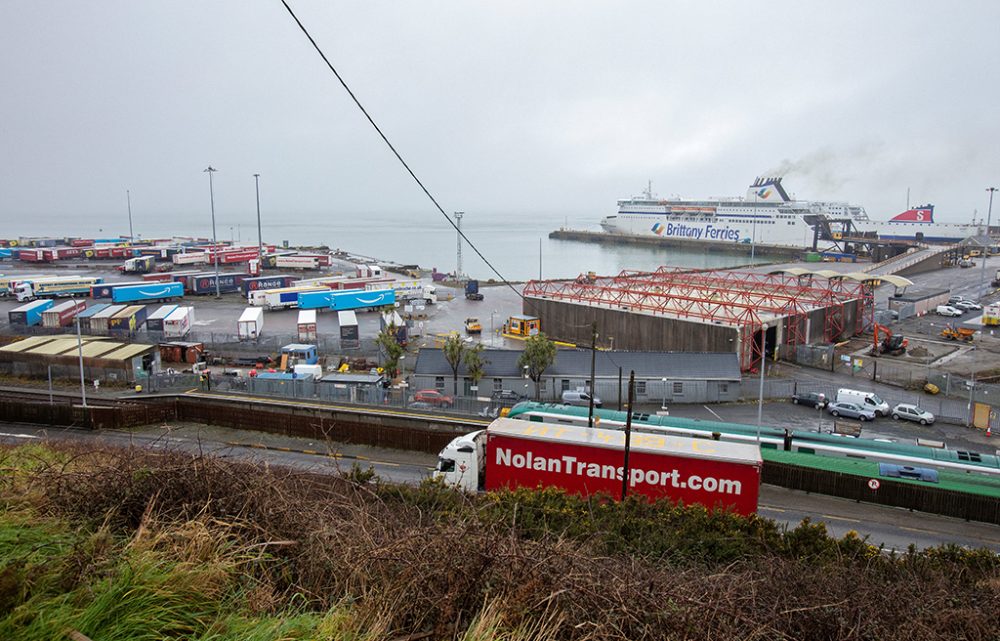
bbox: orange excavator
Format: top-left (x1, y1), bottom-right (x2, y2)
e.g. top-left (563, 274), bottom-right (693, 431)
top-left (872, 323), bottom-right (907, 356)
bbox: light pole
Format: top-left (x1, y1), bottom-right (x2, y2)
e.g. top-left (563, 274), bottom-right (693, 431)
top-left (126, 189), bottom-right (134, 243)
top-left (75, 302), bottom-right (87, 408)
top-left (977, 187), bottom-right (996, 302)
top-left (756, 323), bottom-right (768, 443)
top-left (661, 376), bottom-right (667, 411)
top-left (253, 173), bottom-right (263, 260)
top-left (490, 309), bottom-right (497, 347)
top-left (204, 166), bottom-right (221, 298)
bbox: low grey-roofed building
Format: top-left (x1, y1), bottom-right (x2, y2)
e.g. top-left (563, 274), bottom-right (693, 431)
top-left (412, 348), bottom-right (741, 405)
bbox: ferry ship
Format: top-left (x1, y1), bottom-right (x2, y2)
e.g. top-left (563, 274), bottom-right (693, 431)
top-left (599, 178), bottom-right (985, 249)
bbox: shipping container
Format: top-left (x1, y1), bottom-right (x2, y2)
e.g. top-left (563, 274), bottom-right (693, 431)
top-left (188, 272), bottom-right (247, 295)
top-left (110, 282), bottom-right (184, 304)
top-left (436, 418), bottom-right (761, 516)
top-left (75, 303), bottom-right (110, 332)
top-left (41, 299), bottom-right (87, 328)
top-left (18, 248), bottom-right (46, 262)
top-left (240, 275), bottom-right (298, 295)
top-left (108, 305), bottom-right (148, 334)
top-left (211, 248), bottom-right (260, 265)
top-left (163, 307), bottom-right (194, 338)
top-left (146, 304), bottom-right (180, 332)
top-left (8, 299), bottom-right (54, 326)
top-left (297, 309), bottom-right (317, 342)
top-left (159, 341), bottom-right (204, 364)
top-left (91, 281), bottom-right (147, 299)
top-left (89, 305), bottom-right (127, 334)
top-left (275, 255), bottom-right (321, 270)
top-left (338, 310), bottom-right (359, 349)
top-left (237, 307), bottom-right (264, 340)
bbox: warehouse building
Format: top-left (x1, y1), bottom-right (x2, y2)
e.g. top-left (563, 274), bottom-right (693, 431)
top-left (412, 347), bottom-right (741, 405)
top-left (522, 268), bottom-right (874, 371)
top-left (0, 336), bottom-right (160, 383)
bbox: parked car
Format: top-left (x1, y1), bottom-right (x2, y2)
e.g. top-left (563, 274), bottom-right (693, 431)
top-left (955, 300), bottom-right (983, 311)
top-left (936, 305), bottom-right (963, 317)
top-left (561, 390), bottom-right (602, 408)
top-left (948, 295), bottom-right (965, 305)
top-left (827, 401), bottom-right (876, 421)
top-left (408, 401), bottom-right (436, 410)
top-left (791, 391), bottom-right (827, 408)
top-left (891, 403), bottom-right (935, 425)
top-left (412, 389), bottom-right (455, 407)
top-left (491, 389), bottom-right (527, 405)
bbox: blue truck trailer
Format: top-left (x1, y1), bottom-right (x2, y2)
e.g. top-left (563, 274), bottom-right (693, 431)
top-left (297, 288), bottom-right (396, 312)
top-left (188, 272), bottom-right (247, 295)
top-left (8, 299), bottom-right (54, 326)
top-left (91, 281), bottom-right (147, 299)
top-left (110, 282), bottom-right (184, 304)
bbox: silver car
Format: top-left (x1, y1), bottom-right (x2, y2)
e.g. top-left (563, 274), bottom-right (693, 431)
top-left (891, 403), bottom-right (935, 425)
top-left (827, 401), bottom-right (876, 421)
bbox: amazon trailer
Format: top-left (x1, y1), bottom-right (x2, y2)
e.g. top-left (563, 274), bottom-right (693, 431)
top-left (110, 282), bottom-right (184, 304)
top-left (435, 418), bottom-right (761, 516)
top-left (297, 309), bottom-right (317, 342)
top-left (338, 310), bottom-right (359, 349)
top-left (237, 307), bottom-right (264, 341)
top-left (41, 299), bottom-right (88, 328)
top-left (146, 304), bottom-right (180, 332)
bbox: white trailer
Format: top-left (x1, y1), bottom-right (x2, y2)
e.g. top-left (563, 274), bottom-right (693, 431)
top-left (275, 255), bottom-right (320, 270)
top-left (237, 307), bottom-right (264, 340)
top-left (371, 279), bottom-right (437, 304)
top-left (297, 309), bottom-right (317, 342)
top-left (172, 252), bottom-right (209, 265)
top-left (249, 285), bottom-right (327, 309)
top-left (163, 306), bottom-right (194, 338)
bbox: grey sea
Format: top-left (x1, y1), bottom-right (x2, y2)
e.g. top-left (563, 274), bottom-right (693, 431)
top-left (17, 209), bottom-right (750, 282)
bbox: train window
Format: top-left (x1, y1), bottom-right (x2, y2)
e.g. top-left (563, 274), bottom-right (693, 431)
top-left (761, 442), bottom-right (777, 450)
top-left (529, 415), bottom-right (543, 422)
top-left (847, 454), bottom-right (866, 459)
top-left (796, 447), bottom-right (816, 455)
top-left (631, 413), bottom-right (651, 422)
top-left (957, 451), bottom-right (983, 462)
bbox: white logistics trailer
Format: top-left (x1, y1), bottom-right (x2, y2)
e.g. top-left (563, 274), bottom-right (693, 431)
top-left (237, 307), bottom-right (264, 340)
top-left (163, 306), bottom-right (194, 338)
top-left (297, 309), bottom-right (317, 342)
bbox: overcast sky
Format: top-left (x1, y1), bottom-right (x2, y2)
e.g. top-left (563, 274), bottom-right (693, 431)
top-left (2, 1), bottom-right (999, 230)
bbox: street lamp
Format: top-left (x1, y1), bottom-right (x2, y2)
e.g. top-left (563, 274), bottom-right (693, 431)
top-left (126, 189), bottom-right (134, 243)
top-left (977, 187), bottom-right (996, 302)
top-left (204, 166), bottom-right (221, 298)
top-left (756, 323), bottom-right (768, 443)
top-left (253, 173), bottom-right (263, 260)
top-left (74, 301), bottom-right (87, 408)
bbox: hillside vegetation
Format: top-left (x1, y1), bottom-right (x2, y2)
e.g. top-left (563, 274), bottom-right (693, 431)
top-left (0, 442), bottom-right (997, 640)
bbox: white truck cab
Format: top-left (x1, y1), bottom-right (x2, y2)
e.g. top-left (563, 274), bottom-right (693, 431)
top-left (434, 430), bottom-right (485, 492)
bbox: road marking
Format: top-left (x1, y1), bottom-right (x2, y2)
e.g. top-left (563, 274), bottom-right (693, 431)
top-left (703, 405), bottom-right (723, 420)
top-left (0, 432), bottom-right (40, 439)
top-left (821, 515), bottom-right (861, 523)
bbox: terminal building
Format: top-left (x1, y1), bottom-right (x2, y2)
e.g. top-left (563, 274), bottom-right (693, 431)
top-left (521, 268), bottom-right (880, 372)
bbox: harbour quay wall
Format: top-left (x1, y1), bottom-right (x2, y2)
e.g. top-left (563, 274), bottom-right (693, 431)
top-left (548, 229), bottom-right (803, 259)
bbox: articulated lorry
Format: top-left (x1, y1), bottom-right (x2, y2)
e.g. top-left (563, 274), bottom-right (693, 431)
top-left (110, 282), bottom-right (184, 304)
top-left (435, 418), bottom-right (761, 516)
top-left (14, 276), bottom-right (104, 302)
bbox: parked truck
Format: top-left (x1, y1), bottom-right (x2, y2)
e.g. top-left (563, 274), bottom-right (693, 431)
top-left (297, 309), bottom-right (317, 342)
top-left (0, 274), bottom-right (56, 297)
top-left (75, 303), bottom-right (110, 332)
top-left (14, 276), bottom-right (104, 302)
top-left (435, 418), bottom-right (761, 516)
top-left (163, 307), bottom-right (194, 338)
top-left (249, 286), bottom-right (328, 310)
top-left (108, 305), bottom-right (148, 334)
top-left (983, 303), bottom-right (1000, 327)
top-left (122, 256), bottom-right (157, 273)
top-left (110, 282), bottom-right (184, 304)
top-left (89, 305), bottom-right (127, 334)
top-left (237, 307), bottom-right (264, 340)
top-left (187, 272), bottom-right (247, 295)
top-left (41, 299), bottom-right (87, 328)
top-left (91, 281), bottom-right (148, 299)
top-left (465, 279), bottom-right (484, 301)
top-left (8, 299), bottom-right (54, 326)
top-left (240, 275), bottom-right (298, 295)
top-left (275, 255), bottom-right (321, 270)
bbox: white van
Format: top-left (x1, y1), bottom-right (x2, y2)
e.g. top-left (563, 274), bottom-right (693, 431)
top-left (836, 388), bottom-right (890, 417)
top-left (562, 390), bottom-right (602, 408)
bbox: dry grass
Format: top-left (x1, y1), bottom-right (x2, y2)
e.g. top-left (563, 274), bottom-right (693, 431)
top-left (1, 441), bottom-right (998, 641)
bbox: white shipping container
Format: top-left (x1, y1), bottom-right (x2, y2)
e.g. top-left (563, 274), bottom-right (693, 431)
top-left (172, 252), bottom-right (209, 265)
top-left (297, 309), bottom-right (317, 342)
top-left (237, 307), bottom-right (264, 340)
top-left (163, 306), bottom-right (194, 338)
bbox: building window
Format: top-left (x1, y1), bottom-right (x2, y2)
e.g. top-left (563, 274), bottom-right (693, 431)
top-left (673, 381), bottom-right (684, 395)
top-left (540, 379), bottom-right (548, 393)
top-left (636, 381), bottom-right (647, 395)
top-left (493, 378), bottom-right (503, 392)
top-left (435, 376), bottom-right (445, 391)
top-left (561, 379), bottom-right (570, 392)
top-left (720, 383), bottom-right (729, 394)
top-left (463, 377), bottom-right (472, 396)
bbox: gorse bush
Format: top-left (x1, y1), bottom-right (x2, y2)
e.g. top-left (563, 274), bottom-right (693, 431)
top-left (0, 442), bottom-right (998, 640)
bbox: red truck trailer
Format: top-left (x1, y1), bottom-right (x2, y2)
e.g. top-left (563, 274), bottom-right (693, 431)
top-left (435, 418), bottom-right (761, 516)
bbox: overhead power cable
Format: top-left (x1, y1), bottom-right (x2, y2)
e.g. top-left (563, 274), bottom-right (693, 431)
top-left (279, 0), bottom-right (526, 303)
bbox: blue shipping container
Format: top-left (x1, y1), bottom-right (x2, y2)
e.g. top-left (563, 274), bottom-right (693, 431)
top-left (8, 299), bottom-right (54, 326)
top-left (329, 289), bottom-right (396, 311)
top-left (111, 282), bottom-right (184, 304)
